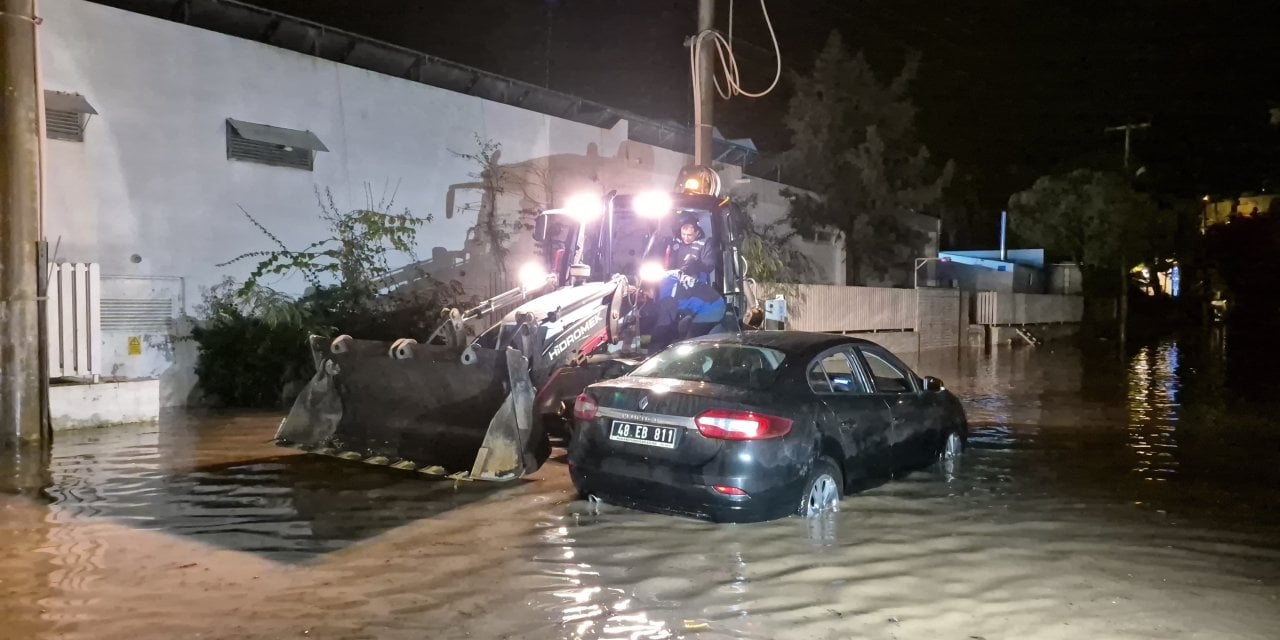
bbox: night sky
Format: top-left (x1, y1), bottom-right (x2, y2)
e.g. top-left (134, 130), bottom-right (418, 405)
top-left (241, 1), bottom-right (1278, 213)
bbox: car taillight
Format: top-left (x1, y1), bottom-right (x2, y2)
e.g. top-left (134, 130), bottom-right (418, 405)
top-left (694, 409), bottom-right (792, 440)
top-left (573, 393), bottom-right (599, 421)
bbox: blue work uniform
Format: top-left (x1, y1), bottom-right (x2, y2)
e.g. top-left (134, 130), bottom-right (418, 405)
top-left (669, 238), bottom-right (715, 283)
top-left (676, 281), bottom-right (727, 323)
top-left (649, 278), bottom-right (726, 353)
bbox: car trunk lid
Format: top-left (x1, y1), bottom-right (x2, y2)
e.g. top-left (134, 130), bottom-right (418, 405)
top-left (583, 377), bottom-right (777, 466)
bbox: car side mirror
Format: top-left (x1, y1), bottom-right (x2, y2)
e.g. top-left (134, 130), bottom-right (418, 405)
top-left (533, 213), bottom-right (549, 242)
top-left (922, 376), bottom-right (945, 392)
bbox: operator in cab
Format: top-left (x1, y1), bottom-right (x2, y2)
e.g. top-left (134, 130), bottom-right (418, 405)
top-left (658, 214), bottom-right (716, 300)
top-left (648, 275), bottom-right (726, 354)
top-left (669, 215), bottom-right (715, 282)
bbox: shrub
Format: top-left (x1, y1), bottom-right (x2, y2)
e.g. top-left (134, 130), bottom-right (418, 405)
top-left (191, 185), bottom-right (471, 408)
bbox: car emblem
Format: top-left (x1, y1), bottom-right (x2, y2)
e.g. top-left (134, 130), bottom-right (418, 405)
top-left (638, 395), bottom-right (649, 410)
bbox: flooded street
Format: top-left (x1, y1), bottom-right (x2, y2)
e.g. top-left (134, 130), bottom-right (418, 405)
top-left (3, 338), bottom-right (1280, 639)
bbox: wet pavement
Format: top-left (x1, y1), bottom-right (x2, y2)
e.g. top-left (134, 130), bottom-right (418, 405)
top-left (3, 337), bottom-right (1280, 639)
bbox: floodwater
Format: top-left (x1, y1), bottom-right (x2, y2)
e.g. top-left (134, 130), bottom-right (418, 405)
top-left (3, 337), bottom-right (1280, 640)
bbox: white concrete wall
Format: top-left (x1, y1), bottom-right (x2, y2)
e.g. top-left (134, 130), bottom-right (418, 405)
top-left (39, 0), bottom-right (723, 308)
top-left (40, 0), bottom-right (829, 405)
top-left (50, 380), bottom-right (160, 431)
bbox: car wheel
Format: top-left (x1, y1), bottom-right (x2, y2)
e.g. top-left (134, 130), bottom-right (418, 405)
top-left (938, 430), bottom-right (963, 479)
top-left (798, 456), bottom-right (842, 518)
top-left (940, 430), bottom-right (963, 460)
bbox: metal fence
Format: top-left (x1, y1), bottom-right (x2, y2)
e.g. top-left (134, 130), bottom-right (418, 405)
top-left (754, 283), bottom-right (917, 332)
top-left (974, 291), bottom-right (1083, 325)
top-left (756, 282), bottom-right (1084, 333)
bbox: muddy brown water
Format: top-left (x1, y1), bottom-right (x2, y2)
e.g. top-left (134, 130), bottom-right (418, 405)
top-left (3, 338), bottom-right (1280, 639)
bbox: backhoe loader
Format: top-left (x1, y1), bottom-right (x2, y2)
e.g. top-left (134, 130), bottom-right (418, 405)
top-left (275, 166), bottom-right (759, 480)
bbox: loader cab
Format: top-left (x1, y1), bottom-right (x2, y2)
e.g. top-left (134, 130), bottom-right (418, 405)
top-left (530, 173), bottom-right (749, 325)
top-left (618, 192), bottom-right (746, 297)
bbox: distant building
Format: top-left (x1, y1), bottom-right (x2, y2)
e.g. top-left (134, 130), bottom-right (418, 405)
top-left (924, 249), bottom-right (1082, 295)
top-left (1202, 193), bottom-right (1276, 228)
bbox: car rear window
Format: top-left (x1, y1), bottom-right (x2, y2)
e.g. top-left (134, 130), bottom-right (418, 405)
top-left (629, 343), bottom-right (787, 389)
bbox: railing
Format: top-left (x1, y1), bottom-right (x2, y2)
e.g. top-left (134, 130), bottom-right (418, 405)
top-left (47, 262), bottom-right (101, 378)
top-left (974, 291), bottom-right (1083, 325)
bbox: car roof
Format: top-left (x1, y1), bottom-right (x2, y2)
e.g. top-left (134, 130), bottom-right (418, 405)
top-left (684, 330), bottom-right (875, 357)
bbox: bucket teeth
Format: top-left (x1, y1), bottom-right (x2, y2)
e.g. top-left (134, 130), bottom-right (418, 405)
top-left (338, 451), bottom-right (363, 461)
top-left (364, 456), bottom-right (391, 466)
top-left (419, 465), bottom-right (447, 476)
top-left (390, 460), bottom-right (418, 471)
top-left (315, 447), bottom-right (337, 456)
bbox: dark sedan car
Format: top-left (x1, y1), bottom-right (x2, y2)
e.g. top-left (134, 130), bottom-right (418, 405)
top-left (567, 331), bottom-right (967, 523)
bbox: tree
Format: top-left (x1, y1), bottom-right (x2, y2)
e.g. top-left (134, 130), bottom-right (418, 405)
top-left (781, 32), bottom-right (953, 285)
top-left (1006, 169), bottom-right (1171, 296)
top-left (729, 194), bottom-right (817, 304)
top-left (935, 172), bottom-right (989, 250)
top-left (1205, 201), bottom-right (1280, 321)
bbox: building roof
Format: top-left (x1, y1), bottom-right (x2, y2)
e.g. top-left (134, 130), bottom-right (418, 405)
top-left (91, 0), bottom-right (759, 166)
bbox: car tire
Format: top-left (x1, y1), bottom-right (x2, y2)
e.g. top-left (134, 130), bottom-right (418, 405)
top-left (938, 429), bottom-right (963, 478)
top-left (797, 456), bottom-right (843, 518)
top-left (940, 430), bottom-right (963, 461)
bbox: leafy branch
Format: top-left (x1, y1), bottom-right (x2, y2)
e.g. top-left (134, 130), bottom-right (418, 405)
top-left (731, 193), bottom-right (816, 304)
top-left (219, 184), bottom-right (428, 312)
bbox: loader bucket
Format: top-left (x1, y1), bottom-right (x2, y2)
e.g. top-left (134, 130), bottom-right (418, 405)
top-left (276, 335), bottom-right (546, 481)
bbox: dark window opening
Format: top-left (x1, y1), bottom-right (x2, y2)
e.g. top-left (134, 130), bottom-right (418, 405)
top-left (225, 119), bottom-right (328, 171)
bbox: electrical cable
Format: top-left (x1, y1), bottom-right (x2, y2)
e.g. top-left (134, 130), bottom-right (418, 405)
top-left (689, 0), bottom-right (782, 127)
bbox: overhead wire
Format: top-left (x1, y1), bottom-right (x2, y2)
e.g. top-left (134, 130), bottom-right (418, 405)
top-left (689, 0), bottom-right (782, 132)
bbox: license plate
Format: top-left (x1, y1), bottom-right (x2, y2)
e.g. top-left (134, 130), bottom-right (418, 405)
top-left (609, 421), bottom-right (678, 449)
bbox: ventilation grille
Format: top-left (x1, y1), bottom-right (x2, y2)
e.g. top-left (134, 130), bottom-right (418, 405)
top-left (46, 109), bottom-right (84, 142)
top-left (100, 298), bottom-right (174, 333)
top-left (227, 126), bottom-right (313, 170)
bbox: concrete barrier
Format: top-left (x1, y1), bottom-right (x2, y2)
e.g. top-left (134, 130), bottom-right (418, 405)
top-left (49, 380), bottom-right (160, 431)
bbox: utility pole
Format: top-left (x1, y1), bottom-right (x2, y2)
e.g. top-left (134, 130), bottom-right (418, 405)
top-left (543, 1), bottom-right (553, 88)
top-left (1104, 121), bottom-right (1150, 171)
top-left (693, 0), bottom-right (715, 167)
top-left (1104, 121), bottom-right (1149, 351)
top-left (1, 0), bottom-right (46, 449)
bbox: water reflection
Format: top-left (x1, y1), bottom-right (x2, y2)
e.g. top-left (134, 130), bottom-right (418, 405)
top-left (534, 518), bottom-right (676, 640)
top-left (32, 419), bottom-right (516, 563)
top-left (1126, 343), bottom-right (1181, 481)
top-left (2, 340), bottom-right (1280, 640)
top-left (521, 338), bottom-right (1280, 639)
